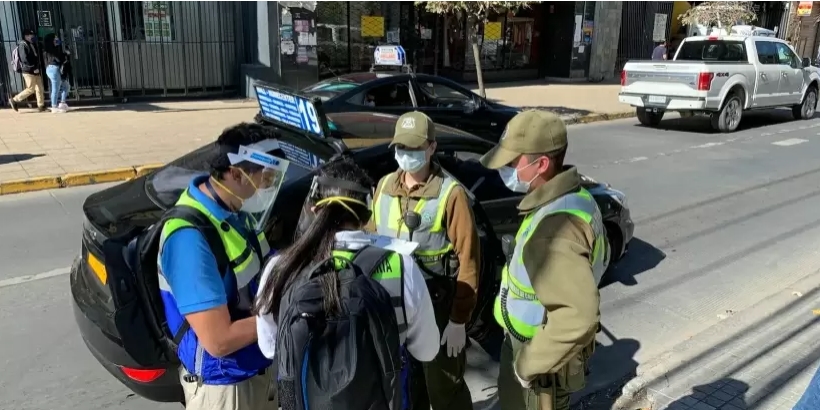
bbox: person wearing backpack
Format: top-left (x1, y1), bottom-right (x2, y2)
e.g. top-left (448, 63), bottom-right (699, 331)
top-left (254, 157), bottom-right (440, 410)
top-left (158, 123), bottom-right (290, 410)
top-left (8, 29), bottom-right (46, 113)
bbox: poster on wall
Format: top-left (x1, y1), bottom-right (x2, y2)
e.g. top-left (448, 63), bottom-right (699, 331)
top-left (362, 16), bottom-right (385, 37)
top-left (484, 22), bottom-right (502, 40)
top-left (297, 46), bottom-right (308, 63)
top-left (573, 15), bottom-right (582, 43)
top-left (281, 40), bottom-right (295, 55)
top-left (652, 13), bottom-right (668, 42)
top-left (143, 1), bottom-right (172, 42)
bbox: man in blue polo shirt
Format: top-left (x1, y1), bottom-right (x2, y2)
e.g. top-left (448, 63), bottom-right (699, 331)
top-left (158, 123), bottom-right (291, 410)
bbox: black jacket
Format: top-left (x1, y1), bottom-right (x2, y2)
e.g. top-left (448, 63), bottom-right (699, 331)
top-left (16, 40), bottom-right (39, 74)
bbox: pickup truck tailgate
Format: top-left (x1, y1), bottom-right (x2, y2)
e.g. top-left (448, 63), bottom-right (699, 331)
top-left (622, 62), bottom-right (708, 97)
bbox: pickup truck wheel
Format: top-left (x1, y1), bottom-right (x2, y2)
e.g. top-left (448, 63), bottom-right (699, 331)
top-left (793, 87), bottom-right (817, 120)
top-left (636, 108), bottom-right (664, 127)
top-left (712, 95), bottom-right (743, 132)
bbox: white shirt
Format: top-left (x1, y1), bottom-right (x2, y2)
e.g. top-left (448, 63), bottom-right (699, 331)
top-left (255, 230), bottom-right (440, 362)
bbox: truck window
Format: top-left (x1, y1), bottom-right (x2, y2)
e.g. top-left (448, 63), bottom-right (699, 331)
top-left (755, 41), bottom-right (778, 65)
top-left (677, 40), bottom-right (747, 62)
top-left (775, 42), bottom-right (801, 68)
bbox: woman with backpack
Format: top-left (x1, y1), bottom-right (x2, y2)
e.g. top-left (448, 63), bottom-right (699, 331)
top-left (254, 157), bottom-right (440, 409)
top-left (42, 33), bottom-right (70, 113)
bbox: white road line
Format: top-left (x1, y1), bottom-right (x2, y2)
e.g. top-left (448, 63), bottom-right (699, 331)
top-left (629, 156), bottom-right (648, 162)
top-left (692, 142), bottom-right (724, 149)
top-left (0, 267), bottom-right (72, 289)
top-left (772, 138), bottom-right (809, 147)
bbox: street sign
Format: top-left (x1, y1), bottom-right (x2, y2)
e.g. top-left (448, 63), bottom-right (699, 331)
top-left (37, 10), bottom-right (52, 27)
top-left (254, 85), bottom-right (325, 138)
top-left (373, 45), bottom-right (406, 67)
top-left (798, 1), bottom-right (813, 16)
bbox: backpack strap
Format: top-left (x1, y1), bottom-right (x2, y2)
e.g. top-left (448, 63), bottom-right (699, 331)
top-left (350, 246), bottom-right (391, 277)
top-left (160, 205), bottom-right (231, 345)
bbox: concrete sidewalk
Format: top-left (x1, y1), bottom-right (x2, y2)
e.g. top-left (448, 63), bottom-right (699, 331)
top-left (612, 272), bottom-right (820, 410)
top-left (0, 82), bottom-right (629, 194)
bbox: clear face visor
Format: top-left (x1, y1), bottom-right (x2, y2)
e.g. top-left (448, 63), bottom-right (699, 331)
top-left (227, 140), bottom-right (291, 229)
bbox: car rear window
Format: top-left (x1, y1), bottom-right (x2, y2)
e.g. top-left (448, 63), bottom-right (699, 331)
top-left (676, 40), bottom-right (747, 62)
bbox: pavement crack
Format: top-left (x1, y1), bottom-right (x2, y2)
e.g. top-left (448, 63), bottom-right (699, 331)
top-left (48, 191), bottom-right (71, 216)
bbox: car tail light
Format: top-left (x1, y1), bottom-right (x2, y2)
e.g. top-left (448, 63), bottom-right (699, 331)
top-left (620, 70), bottom-right (627, 86)
top-left (120, 367), bottom-right (166, 383)
top-left (697, 72), bottom-right (715, 91)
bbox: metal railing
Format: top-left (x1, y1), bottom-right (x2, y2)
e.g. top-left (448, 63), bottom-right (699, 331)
top-left (1, 1), bottom-right (244, 103)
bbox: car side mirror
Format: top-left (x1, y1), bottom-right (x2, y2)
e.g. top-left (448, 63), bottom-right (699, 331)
top-left (803, 57), bottom-right (811, 68)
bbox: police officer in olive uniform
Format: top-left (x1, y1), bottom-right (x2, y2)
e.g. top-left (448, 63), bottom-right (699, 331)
top-left (480, 110), bottom-right (607, 410)
top-left (369, 111), bottom-right (480, 410)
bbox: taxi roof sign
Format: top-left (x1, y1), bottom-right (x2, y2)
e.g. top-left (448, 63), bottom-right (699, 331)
top-left (254, 83), bottom-right (329, 139)
top-left (373, 45), bottom-right (406, 67)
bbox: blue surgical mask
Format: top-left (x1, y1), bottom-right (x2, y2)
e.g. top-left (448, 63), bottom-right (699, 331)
top-left (498, 161), bottom-right (538, 193)
top-left (395, 148), bottom-right (428, 173)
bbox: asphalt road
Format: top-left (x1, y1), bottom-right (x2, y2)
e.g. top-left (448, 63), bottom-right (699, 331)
top-left (4, 109), bottom-right (820, 409)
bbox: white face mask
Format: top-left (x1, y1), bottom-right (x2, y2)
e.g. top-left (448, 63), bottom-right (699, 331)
top-left (241, 186), bottom-right (277, 214)
top-left (498, 161), bottom-right (538, 193)
top-left (395, 148), bottom-right (428, 173)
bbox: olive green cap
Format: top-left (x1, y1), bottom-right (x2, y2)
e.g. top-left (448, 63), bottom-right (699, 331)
top-left (390, 111), bottom-right (436, 149)
top-left (479, 110), bottom-right (568, 169)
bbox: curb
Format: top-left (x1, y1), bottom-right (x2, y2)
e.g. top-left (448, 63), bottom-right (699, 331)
top-left (0, 111), bottom-right (636, 197)
top-left (564, 110), bottom-right (636, 126)
top-left (0, 163), bottom-right (165, 196)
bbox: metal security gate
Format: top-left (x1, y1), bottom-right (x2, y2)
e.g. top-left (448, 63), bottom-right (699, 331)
top-left (1, 1), bottom-right (244, 103)
top-left (615, 1), bottom-right (673, 73)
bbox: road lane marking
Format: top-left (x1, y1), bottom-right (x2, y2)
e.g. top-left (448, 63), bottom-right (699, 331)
top-left (629, 156), bottom-right (648, 162)
top-left (692, 142), bottom-right (724, 149)
top-left (772, 138), bottom-right (809, 147)
top-left (0, 267), bottom-right (71, 289)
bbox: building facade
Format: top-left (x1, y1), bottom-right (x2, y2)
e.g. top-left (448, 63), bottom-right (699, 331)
top-left (2, 1), bottom-right (784, 105)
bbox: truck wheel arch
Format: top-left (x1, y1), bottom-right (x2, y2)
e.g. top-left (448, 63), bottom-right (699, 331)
top-left (720, 85), bottom-right (748, 110)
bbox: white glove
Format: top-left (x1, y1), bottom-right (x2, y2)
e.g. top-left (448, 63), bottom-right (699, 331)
top-left (440, 321), bottom-right (466, 357)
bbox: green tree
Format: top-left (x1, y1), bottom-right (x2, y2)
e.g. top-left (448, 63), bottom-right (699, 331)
top-left (416, 1), bottom-right (538, 97)
top-left (678, 1), bottom-right (756, 35)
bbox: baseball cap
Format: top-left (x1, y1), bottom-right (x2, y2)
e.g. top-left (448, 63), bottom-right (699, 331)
top-left (390, 111), bottom-right (436, 149)
top-left (479, 110), bottom-right (568, 169)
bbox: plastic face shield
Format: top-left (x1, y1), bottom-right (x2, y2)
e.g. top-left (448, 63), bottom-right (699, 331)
top-left (227, 139), bottom-right (291, 230)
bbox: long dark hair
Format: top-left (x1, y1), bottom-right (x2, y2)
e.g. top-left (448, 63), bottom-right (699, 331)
top-left (254, 156), bottom-right (374, 319)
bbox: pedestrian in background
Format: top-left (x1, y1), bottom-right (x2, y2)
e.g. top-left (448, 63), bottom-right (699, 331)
top-left (43, 33), bottom-right (69, 113)
top-left (652, 40), bottom-right (669, 61)
top-left (8, 29), bottom-right (45, 113)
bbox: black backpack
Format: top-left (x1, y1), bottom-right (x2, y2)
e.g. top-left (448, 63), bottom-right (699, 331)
top-left (102, 205), bottom-right (230, 368)
top-left (276, 246), bottom-right (405, 410)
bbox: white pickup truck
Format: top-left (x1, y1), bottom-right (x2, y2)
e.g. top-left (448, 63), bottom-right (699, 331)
top-left (619, 35), bottom-right (820, 132)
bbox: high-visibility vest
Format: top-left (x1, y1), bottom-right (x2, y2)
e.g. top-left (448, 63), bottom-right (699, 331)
top-left (157, 188), bottom-right (271, 382)
top-left (332, 248), bottom-right (408, 337)
top-left (494, 188), bottom-right (609, 342)
top-left (372, 173), bottom-right (460, 278)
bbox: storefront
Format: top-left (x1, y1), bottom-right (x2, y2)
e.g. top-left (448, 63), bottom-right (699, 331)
top-left (1, 1), bottom-right (244, 103)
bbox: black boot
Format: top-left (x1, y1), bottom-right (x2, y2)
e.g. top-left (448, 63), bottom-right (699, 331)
top-left (37, 105), bottom-right (47, 112)
top-left (8, 98), bottom-right (18, 112)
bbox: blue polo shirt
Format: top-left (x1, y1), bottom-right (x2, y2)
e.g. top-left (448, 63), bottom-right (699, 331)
top-left (159, 175), bottom-right (271, 384)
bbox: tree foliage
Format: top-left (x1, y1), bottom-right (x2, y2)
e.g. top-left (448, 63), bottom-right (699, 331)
top-left (415, 1), bottom-right (537, 97)
top-left (678, 1), bottom-right (757, 33)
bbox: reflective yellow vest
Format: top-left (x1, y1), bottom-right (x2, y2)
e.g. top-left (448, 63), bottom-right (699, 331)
top-left (372, 173), bottom-right (459, 278)
top-left (494, 188), bottom-right (609, 341)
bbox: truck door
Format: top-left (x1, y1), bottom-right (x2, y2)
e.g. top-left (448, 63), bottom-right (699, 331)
top-left (753, 41), bottom-right (783, 107)
top-left (775, 42), bottom-right (805, 105)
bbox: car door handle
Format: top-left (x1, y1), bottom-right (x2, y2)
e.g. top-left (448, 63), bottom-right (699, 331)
top-left (782, 72), bottom-right (788, 77)
top-left (760, 73), bottom-right (767, 79)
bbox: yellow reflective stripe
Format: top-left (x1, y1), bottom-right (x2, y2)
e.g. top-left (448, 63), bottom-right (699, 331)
top-left (373, 175), bottom-right (393, 228)
top-left (430, 181), bottom-right (458, 232)
top-left (493, 296), bottom-right (538, 339)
